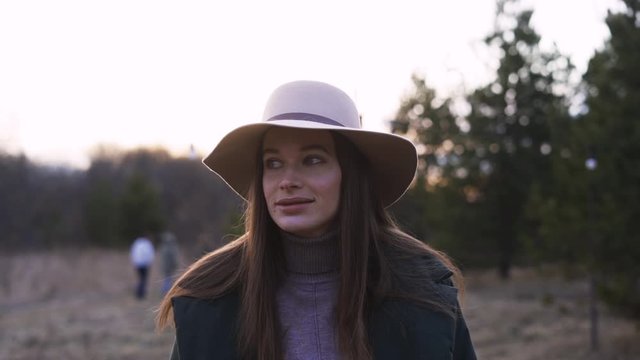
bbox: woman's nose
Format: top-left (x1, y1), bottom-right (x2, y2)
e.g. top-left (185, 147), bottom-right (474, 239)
top-left (279, 168), bottom-right (302, 190)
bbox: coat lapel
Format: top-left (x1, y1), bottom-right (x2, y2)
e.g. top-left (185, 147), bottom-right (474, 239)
top-left (369, 300), bottom-right (456, 359)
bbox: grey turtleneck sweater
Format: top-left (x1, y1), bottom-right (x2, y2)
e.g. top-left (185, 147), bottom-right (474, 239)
top-left (276, 230), bottom-right (340, 360)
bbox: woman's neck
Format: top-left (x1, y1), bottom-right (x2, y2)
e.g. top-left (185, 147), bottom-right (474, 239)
top-left (279, 229), bottom-right (339, 275)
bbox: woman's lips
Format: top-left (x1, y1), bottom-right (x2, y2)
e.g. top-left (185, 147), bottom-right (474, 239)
top-left (275, 197), bottom-right (314, 213)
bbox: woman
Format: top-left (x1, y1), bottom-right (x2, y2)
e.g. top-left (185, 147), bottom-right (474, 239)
top-left (156, 80), bottom-right (476, 359)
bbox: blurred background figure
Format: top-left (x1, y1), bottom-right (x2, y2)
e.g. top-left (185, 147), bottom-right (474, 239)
top-left (159, 231), bottom-right (179, 294)
top-left (130, 232), bottom-right (155, 299)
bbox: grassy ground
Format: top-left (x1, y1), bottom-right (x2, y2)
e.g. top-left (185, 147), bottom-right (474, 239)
top-left (464, 268), bottom-right (639, 359)
top-left (0, 250), bottom-right (638, 359)
top-left (0, 250), bottom-right (174, 360)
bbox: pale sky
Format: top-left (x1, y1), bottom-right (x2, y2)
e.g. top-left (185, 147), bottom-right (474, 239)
top-left (0, 0), bottom-right (621, 169)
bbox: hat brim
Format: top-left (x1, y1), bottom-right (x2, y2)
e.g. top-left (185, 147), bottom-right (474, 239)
top-left (203, 119), bottom-right (417, 208)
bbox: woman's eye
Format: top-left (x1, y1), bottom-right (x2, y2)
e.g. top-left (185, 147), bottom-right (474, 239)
top-left (304, 155), bottom-right (325, 165)
top-left (264, 159), bottom-right (282, 169)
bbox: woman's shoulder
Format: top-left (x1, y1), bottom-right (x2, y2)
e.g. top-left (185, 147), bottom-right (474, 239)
top-left (172, 291), bottom-right (240, 310)
top-left (418, 253), bottom-right (454, 283)
top-left (386, 245), bottom-right (454, 282)
top-left (172, 292), bottom-right (240, 327)
top-left (382, 231), bottom-right (455, 282)
top-left (384, 245), bottom-right (459, 307)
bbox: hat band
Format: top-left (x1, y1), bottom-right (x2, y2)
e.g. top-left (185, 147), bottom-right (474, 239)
top-left (266, 112), bottom-right (344, 127)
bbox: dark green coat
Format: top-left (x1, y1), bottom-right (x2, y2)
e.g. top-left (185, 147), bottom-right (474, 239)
top-left (170, 270), bottom-right (476, 360)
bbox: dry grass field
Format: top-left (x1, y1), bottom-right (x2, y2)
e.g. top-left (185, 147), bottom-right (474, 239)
top-left (0, 249), bottom-right (638, 360)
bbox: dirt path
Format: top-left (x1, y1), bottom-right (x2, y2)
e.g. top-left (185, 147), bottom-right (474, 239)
top-left (0, 251), bottom-right (638, 359)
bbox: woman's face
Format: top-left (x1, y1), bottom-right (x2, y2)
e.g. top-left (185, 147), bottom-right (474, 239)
top-left (262, 127), bottom-right (342, 238)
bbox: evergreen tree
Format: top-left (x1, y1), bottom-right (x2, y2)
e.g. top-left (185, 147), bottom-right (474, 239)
top-left (85, 179), bottom-right (120, 246)
top-left (390, 76), bottom-right (487, 267)
top-left (119, 172), bottom-right (166, 243)
top-left (463, 0), bottom-right (573, 277)
top-left (392, 0), bottom-right (574, 276)
top-left (537, 0), bottom-right (640, 318)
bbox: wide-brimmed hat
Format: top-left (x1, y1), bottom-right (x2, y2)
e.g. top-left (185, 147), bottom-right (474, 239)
top-left (203, 80), bottom-right (417, 207)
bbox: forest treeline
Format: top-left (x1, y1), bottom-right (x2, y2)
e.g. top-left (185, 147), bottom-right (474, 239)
top-left (0, 147), bottom-right (243, 255)
top-left (0, 0), bottom-right (638, 318)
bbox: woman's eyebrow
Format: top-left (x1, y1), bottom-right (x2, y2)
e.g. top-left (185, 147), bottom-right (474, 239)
top-left (262, 144), bottom-right (329, 155)
top-left (300, 144), bottom-right (329, 153)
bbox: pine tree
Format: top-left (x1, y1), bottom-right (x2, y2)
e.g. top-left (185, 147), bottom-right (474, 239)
top-left (119, 172), bottom-right (165, 243)
top-left (540, 0), bottom-right (640, 318)
top-left (463, 0), bottom-right (573, 277)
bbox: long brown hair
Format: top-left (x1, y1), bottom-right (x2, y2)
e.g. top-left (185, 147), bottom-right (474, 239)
top-left (156, 131), bottom-right (462, 360)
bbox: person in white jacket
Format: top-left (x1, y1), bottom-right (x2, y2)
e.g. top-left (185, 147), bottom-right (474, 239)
top-left (130, 233), bottom-right (155, 299)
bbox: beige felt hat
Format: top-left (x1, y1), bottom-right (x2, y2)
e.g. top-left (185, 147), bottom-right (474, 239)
top-left (203, 80), bottom-right (417, 207)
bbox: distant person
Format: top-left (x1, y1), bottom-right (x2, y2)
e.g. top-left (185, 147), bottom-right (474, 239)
top-left (156, 81), bottom-right (476, 359)
top-left (159, 231), bottom-right (179, 294)
top-left (130, 233), bottom-right (155, 299)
